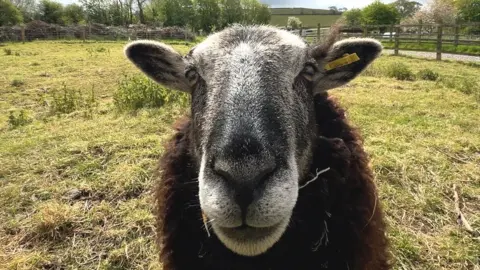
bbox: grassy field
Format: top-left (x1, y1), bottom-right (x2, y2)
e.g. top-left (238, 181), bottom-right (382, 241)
top-left (1, 40), bottom-right (479, 269)
top-left (381, 41), bottom-right (480, 56)
top-left (270, 15), bottom-right (341, 28)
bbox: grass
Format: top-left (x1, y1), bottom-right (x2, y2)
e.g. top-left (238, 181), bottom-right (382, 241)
top-left (382, 41), bottom-right (480, 56)
top-left (0, 41), bottom-right (479, 269)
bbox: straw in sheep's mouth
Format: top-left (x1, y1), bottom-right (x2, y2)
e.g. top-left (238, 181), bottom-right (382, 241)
top-left (202, 211), bottom-right (211, 237)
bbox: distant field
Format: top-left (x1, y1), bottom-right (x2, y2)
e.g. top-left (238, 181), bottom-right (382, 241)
top-left (270, 7), bottom-right (336, 15)
top-left (1, 40), bottom-right (479, 269)
top-left (270, 14), bottom-right (341, 28)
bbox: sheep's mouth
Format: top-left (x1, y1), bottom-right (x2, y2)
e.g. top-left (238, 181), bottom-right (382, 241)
top-left (212, 219), bottom-right (290, 256)
top-left (218, 224), bottom-right (279, 242)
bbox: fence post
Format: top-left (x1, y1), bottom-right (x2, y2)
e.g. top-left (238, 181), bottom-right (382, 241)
top-left (21, 25), bottom-right (25, 43)
top-left (82, 26), bottom-right (86, 42)
top-left (418, 19), bottom-right (422, 45)
top-left (389, 24), bottom-right (394, 42)
top-left (316, 23), bottom-right (320, 42)
top-left (299, 27), bottom-right (303, 37)
top-left (394, 25), bottom-right (400, 56)
top-left (363, 25), bottom-right (367, 37)
top-left (454, 21), bottom-right (459, 47)
top-left (436, 24), bottom-right (443, 61)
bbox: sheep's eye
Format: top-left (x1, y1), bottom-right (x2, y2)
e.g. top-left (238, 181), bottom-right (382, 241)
top-left (185, 69), bottom-right (199, 86)
top-left (302, 64), bottom-right (316, 81)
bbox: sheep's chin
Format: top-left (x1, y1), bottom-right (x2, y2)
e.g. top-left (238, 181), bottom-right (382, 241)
top-left (211, 218), bottom-right (290, 256)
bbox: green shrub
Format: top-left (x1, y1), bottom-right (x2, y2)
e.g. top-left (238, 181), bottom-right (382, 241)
top-left (95, 47), bottom-right (107, 53)
top-left (4, 48), bottom-right (12, 55)
top-left (456, 79), bottom-right (477, 95)
top-left (114, 75), bottom-right (189, 112)
top-left (86, 47), bottom-right (110, 57)
top-left (49, 83), bottom-right (97, 115)
top-left (439, 76), bottom-right (480, 102)
top-left (11, 79), bottom-right (25, 87)
top-left (8, 110), bottom-right (32, 128)
top-left (417, 69), bottom-right (439, 81)
top-left (386, 62), bottom-right (415, 81)
top-left (456, 79), bottom-right (480, 102)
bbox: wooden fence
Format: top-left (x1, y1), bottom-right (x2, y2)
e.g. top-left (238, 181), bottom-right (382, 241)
top-left (297, 22), bottom-right (480, 60)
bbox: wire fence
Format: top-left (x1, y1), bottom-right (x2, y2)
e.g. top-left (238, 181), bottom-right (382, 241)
top-left (0, 21), bottom-right (196, 43)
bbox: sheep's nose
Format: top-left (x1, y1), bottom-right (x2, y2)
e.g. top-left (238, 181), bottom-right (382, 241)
top-left (213, 159), bottom-right (276, 213)
top-left (211, 136), bottom-right (276, 214)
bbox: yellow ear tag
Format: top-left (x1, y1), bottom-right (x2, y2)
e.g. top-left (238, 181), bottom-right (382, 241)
top-left (324, 53), bottom-right (361, 71)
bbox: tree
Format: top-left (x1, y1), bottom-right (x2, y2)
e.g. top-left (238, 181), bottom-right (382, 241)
top-left (240, 0), bottom-right (257, 24)
top-left (219, 0), bottom-right (242, 27)
top-left (328, 6), bottom-right (338, 14)
top-left (64, 3), bottom-right (85, 24)
top-left (194, 0), bottom-right (221, 33)
top-left (456, 0), bottom-right (480, 22)
top-left (162, 0), bottom-right (193, 27)
top-left (136, 0), bottom-right (147, 24)
top-left (287, 16), bottom-right (301, 29)
top-left (144, 0), bottom-right (164, 25)
top-left (254, 3), bottom-right (270, 24)
top-left (362, 0), bottom-right (400, 25)
top-left (0, 0), bottom-right (23, 25)
top-left (392, 0), bottom-right (422, 19)
top-left (38, 0), bottom-right (65, 24)
top-left (342, 8), bottom-right (362, 26)
top-left (11, 0), bottom-right (35, 22)
top-left (402, 0), bottom-right (457, 24)
top-left (80, 0), bottom-right (108, 24)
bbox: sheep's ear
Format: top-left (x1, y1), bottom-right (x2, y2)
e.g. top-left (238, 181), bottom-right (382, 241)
top-left (312, 38), bottom-right (382, 92)
top-left (124, 40), bottom-right (190, 92)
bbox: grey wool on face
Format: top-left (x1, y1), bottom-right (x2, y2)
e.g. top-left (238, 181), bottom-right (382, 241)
top-left (124, 25), bottom-right (382, 257)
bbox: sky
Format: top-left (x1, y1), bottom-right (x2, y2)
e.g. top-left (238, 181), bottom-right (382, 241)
top-left (261, 0), bottom-right (396, 9)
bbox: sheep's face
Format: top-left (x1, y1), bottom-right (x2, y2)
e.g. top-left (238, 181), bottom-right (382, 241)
top-left (125, 25), bottom-right (381, 257)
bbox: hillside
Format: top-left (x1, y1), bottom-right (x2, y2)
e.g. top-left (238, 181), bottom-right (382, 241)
top-left (269, 7), bottom-right (342, 28)
top-left (270, 7), bottom-right (338, 15)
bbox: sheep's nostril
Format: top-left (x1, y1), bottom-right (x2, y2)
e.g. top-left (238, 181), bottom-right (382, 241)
top-left (211, 156), bottom-right (277, 215)
top-left (211, 161), bottom-right (234, 183)
top-left (254, 165), bottom-right (277, 188)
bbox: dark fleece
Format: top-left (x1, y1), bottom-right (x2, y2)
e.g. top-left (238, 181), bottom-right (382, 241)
top-left (155, 92), bottom-right (390, 270)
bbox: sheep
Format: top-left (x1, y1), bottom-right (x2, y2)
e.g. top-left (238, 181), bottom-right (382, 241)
top-left (125, 25), bottom-right (390, 270)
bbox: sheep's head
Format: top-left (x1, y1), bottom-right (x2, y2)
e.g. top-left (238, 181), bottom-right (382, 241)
top-left (125, 25), bottom-right (381, 257)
